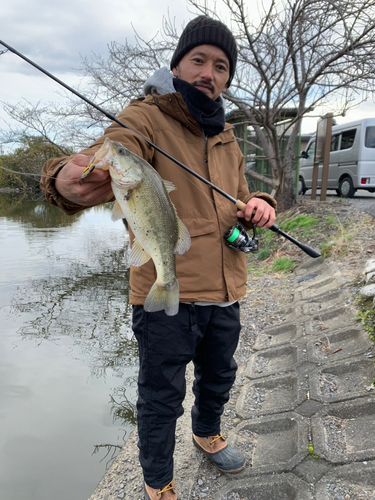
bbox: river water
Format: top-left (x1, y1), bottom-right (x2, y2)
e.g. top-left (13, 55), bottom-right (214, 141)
top-left (0, 192), bottom-right (138, 500)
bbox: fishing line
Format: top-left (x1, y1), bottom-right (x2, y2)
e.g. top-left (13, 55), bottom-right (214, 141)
top-left (0, 165), bottom-right (47, 178)
top-left (0, 40), bottom-right (321, 258)
top-left (0, 165), bottom-right (78, 182)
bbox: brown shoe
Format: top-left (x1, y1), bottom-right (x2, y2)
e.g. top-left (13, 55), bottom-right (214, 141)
top-left (144, 480), bottom-right (178, 499)
top-left (193, 434), bottom-right (246, 473)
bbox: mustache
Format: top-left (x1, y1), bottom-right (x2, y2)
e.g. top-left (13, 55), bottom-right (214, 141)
top-left (193, 80), bottom-right (214, 92)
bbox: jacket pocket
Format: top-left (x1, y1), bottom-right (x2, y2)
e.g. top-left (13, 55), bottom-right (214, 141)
top-left (181, 217), bottom-right (218, 238)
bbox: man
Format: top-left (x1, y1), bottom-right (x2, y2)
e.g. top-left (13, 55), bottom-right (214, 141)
top-left (41, 16), bottom-right (276, 500)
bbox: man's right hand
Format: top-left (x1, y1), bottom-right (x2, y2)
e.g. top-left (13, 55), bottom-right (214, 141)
top-left (55, 154), bottom-right (113, 206)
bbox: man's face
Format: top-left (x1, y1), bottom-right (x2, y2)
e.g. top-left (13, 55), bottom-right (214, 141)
top-left (172, 44), bottom-right (230, 101)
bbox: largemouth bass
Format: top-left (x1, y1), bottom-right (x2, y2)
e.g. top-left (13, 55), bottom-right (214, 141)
top-left (86, 138), bottom-right (191, 316)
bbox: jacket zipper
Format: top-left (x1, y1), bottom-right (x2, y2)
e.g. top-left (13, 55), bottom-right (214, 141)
top-left (204, 134), bottom-right (208, 166)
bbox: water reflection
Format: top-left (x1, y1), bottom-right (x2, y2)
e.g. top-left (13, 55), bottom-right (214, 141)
top-left (0, 192), bottom-right (139, 500)
top-left (0, 191), bottom-right (82, 227)
top-left (9, 245), bottom-right (134, 376)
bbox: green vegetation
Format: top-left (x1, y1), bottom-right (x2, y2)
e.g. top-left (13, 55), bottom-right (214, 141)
top-left (280, 214), bottom-right (318, 232)
top-left (326, 215), bottom-right (336, 225)
top-left (272, 257), bottom-right (295, 272)
top-left (308, 442), bottom-right (320, 459)
top-left (247, 213), bottom-right (319, 275)
top-left (246, 201), bottom-right (373, 276)
top-left (354, 296), bottom-right (375, 343)
top-left (256, 248), bottom-right (272, 261)
top-left (0, 135), bottom-right (70, 190)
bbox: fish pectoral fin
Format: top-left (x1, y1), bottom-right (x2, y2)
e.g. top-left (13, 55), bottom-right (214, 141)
top-left (162, 179), bottom-right (176, 193)
top-left (174, 218), bottom-right (191, 255)
top-left (129, 239), bottom-right (151, 267)
top-left (111, 202), bottom-right (126, 222)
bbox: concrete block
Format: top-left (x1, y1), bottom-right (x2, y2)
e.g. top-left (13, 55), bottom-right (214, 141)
top-left (294, 256), bottom-right (326, 277)
top-left (228, 412), bottom-right (309, 475)
top-left (217, 473), bottom-right (314, 500)
top-left (315, 461), bottom-right (375, 500)
top-left (297, 274), bottom-right (344, 301)
top-left (310, 356), bottom-right (375, 403)
top-left (246, 343), bottom-right (304, 379)
top-left (236, 372), bottom-right (307, 418)
top-left (306, 327), bottom-right (370, 363)
top-left (311, 397), bottom-right (375, 463)
top-left (294, 399), bottom-right (324, 418)
top-left (253, 322), bottom-right (303, 350)
top-left (304, 306), bottom-right (355, 335)
top-left (301, 290), bottom-right (350, 315)
top-left (294, 259), bottom-right (339, 278)
top-left (293, 455), bottom-right (333, 483)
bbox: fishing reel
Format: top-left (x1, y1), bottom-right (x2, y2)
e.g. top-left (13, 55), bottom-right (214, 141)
top-left (224, 222), bottom-right (258, 254)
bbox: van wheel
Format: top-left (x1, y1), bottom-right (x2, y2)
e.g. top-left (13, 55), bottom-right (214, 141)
top-left (298, 176), bottom-right (307, 195)
top-left (338, 176), bottom-right (355, 198)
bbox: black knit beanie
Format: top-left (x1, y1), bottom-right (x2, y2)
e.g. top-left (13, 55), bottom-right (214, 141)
top-left (170, 15), bottom-right (237, 87)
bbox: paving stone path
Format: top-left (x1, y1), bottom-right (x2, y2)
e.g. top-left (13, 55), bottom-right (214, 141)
top-left (90, 257), bottom-right (375, 500)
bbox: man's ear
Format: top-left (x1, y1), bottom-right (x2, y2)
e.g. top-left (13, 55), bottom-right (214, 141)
top-left (172, 67), bottom-right (178, 78)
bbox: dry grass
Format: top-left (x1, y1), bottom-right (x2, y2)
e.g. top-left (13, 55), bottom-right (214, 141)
top-left (250, 199), bottom-right (375, 278)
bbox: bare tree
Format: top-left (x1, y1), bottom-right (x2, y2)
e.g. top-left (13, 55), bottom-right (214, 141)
top-left (208, 0), bottom-right (375, 209)
top-left (0, 16), bottom-right (179, 155)
top-left (2, 0), bottom-right (375, 210)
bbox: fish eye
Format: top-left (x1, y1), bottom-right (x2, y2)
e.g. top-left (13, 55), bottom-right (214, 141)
top-left (118, 147), bottom-right (125, 154)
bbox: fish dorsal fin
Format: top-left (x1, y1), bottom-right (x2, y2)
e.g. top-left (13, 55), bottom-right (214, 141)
top-left (111, 202), bottom-right (126, 222)
top-left (162, 179), bottom-right (176, 193)
top-left (130, 238), bottom-right (151, 267)
top-left (174, 218), bottom-right (191, 255)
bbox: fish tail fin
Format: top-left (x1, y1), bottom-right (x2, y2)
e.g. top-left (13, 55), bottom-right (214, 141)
top-left (144, 279), bottom-right (179, 316)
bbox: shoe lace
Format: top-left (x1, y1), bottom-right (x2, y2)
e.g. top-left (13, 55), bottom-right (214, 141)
top-left (209, 433), bottom-right (224, 445)
top-left (157, 480), bottom-right (175, 496)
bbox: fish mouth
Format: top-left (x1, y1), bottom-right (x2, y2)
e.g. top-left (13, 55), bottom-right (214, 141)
top-left (81, 138), bottom-right (113, 178)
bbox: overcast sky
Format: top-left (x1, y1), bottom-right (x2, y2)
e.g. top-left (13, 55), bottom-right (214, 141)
top-left (1, 0), bottom-right (375, 139)
top-left (0, 0), bottom-right (191, 130)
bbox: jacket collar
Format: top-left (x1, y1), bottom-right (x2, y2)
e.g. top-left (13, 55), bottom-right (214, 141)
top-left (143, 92), bottom-right (235, 141)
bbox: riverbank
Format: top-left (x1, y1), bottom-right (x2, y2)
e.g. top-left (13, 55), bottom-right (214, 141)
top-left (89, 198), bottom-right (375, 500)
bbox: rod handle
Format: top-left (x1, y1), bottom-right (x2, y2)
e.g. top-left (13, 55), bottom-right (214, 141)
top-left (236, 200), bottom-right (247, 212)
top-left (269, 224), bottom-right (321, 258)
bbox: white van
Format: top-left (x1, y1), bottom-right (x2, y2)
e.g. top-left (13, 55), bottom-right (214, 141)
top-left (299, 118), bottom-right (375, 197)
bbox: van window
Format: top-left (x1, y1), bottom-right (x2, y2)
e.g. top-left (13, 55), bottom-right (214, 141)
top-left (331, 134), bottom-right (339, 151)
top-left (306, 140), bottom-right (316, 158)
top-left (365, 126), bottom-right (375, 148)
top-left (340, 129), bottom-right (356, 150)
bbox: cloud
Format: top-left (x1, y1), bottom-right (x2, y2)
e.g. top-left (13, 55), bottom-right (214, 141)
top-left (0, 0), bottom-right (193, 133)
top-left (1, 0), bottom-right (190, 75)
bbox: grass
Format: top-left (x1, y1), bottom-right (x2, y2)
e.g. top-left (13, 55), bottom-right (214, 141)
top-left (354, 296), bottom-right (375, 343)
top-left (246, 199), bottom-right (374, 276)
top-left (247, 212), bottom-right (320, 275)
top-left (272, 257), bottom-right (295, 272)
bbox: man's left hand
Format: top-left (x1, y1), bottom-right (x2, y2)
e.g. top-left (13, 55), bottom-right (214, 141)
top-left (237, 198), bottom-right (276, 228)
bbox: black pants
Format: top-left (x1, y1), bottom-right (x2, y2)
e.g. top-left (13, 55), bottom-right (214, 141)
top-left (132, 302), bottom-right (241, 488)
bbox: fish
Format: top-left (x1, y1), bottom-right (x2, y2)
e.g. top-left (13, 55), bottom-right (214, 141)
top-left (86, 137), bottom-right (191, 316)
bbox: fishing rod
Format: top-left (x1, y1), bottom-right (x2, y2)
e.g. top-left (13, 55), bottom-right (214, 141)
top-left (0, 40), bottom-right (320, 258)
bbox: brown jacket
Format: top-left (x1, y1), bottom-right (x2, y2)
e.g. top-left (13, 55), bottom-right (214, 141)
top-left (41, 92), bottom-right (277, 304)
